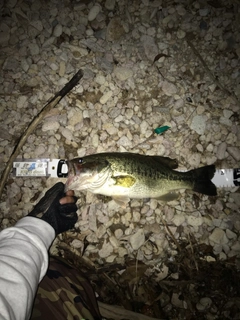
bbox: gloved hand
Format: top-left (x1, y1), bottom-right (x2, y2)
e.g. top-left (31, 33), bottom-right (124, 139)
top-left (28, 182), bottom-right (78, 235)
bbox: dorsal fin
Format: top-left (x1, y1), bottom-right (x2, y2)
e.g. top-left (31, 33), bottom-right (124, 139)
top-left (151, 156), bottom-right (178, 169)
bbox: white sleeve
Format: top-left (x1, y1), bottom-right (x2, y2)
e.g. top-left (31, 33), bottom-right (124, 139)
top-left (0, 216), bottom-right (55, 320)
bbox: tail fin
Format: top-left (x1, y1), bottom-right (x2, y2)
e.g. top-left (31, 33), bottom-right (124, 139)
top-left (191, 165), bottom-right (217, 196)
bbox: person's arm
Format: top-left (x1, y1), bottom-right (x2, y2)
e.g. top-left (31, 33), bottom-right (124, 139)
top-left (0, 183), bottom-right (78, 320)
top-left (0, 217), bottom-right (55, 320)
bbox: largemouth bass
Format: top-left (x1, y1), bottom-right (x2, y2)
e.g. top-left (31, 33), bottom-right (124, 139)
top-left (65, 152), bottom-right (217, 203)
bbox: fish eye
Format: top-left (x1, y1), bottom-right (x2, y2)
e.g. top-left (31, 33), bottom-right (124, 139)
top-left (78, 158), bottom-right (83, 163)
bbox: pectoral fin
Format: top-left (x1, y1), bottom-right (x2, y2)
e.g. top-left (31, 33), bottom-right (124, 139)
top-left (157, 192), bottom-right (180, 202)
top-left (113, 175), bottom-right (136, 188)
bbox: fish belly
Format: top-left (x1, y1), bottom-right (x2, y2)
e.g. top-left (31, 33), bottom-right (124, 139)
top-left (89, 177), bottom-right (192, 199)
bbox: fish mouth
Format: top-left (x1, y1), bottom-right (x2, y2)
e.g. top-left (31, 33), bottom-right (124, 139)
top-left (66, 160), bottom-right (76, 175)
top-left (65, 160), bottom-right (77, 191)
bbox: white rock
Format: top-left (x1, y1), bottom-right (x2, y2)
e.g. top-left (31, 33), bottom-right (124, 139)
top-left (141, 35), bottom-right (158, 61)
top-left (171, 293), bottom-right (187, 309)
top-left (35, 144), bottom-right (46, 156)
top-left (196, 297), bottom-right (212, 311)
top-left (230, 193), bottom-right (240, 206)
top-left (196, 105), bottom-right (205, 115)
top-left (114, 229), bottom-right (123, 239)
top-left (100, 91), bottom-right (112, 104)
top-left (103, 123), bottom-right (118, 135)
top-left (88, 4), bottom-right (101, 21)
top-left (187, 215), bottom-right (203, 227)
top-left (105, 0), bottom-right (115, 10)
top-left (172, 214), bottom-right (185, 226)
top-left (30, 20), bottom-right (43, 32)
top-left (196, 144), bottom-right (203, 152)
top-left (176, 29), bottom-right (186, 39)
top-left (226, 229), bottom-right (237, 240)
top-left (109, 235), bottom-right (119, 248)
top-left (177, 6), bottom-right (186, 15)
top-left (231, 241), bottom-right (240, 251)
top-left (88, 205), bottom-right (97, 231)
top-left (190, 115), bottom-right (206, 135)
top-left (95, 74), bottom-right (106, 85)
top-left (130, 229), bottom-right (145, 250)
top-left (162, 81), bottom-right (177, 96)
top-left (42, 36), bottom-right (55, 48)
top-left (125, 108), bottom-right (134, 119)
top-left (42, 121), bottom-right (60, 132)
top-left (92, 134), bottom-right (99, 147)
top-left (188, 153), bottom-right (201, 167)
top-left (227, 146), bottom-right (240, 161)
top-left (17, 96), bottom-right (28, 109)
top-left (98, 240), bottom-right (113, 258)
top-left (71, 239), bottom-right (83, 249)
top-left (118, 247), bottom-right (128, 257)
top-left (219, 116), bottom-right (232, 126)
top-left (132, 211), bottom-right (141, 222)
top-left (117, 135), bottom-right (131, 147)
top-left (114, 66), bottom-right (133, 81)
top-left (28, 43), bottom-right (40, 55)
top-left (216, 142), bottom-right (227, 160)
top-left (199, 8), bottom-right (209, 16)
top-left (53, 24), bottom-right (62, 37)
top-left (209, 228), bottom-right (226, 244)
top-left (59, 61), bottom-right (66, 77)
top-left (223, 109), bottom-right (233, 119)
top-left (140, 120), bottom-right (149, 134)
top-left (61, 127), bottom-right (73, 141)
top-left (21, 59), bottom-right (30, 72)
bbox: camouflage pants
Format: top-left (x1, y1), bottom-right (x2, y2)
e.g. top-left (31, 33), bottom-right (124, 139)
top-left (31, 256), bottom-right (102, 320)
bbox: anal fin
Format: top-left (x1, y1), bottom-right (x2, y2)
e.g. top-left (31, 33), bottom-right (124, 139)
top-left (112, 196), bottom-right (130, 207)
top-left (157, 192), bottom-right (180, 202)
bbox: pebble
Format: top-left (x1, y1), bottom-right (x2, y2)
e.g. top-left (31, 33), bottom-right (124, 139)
top-left (190, 115), bottom-right (206, 135)
top-left (199, 8), bottom-right (209, 17)
top-left (141, 35), bottom-right (159, 61)
top-left (209, 228), bottom-right (227, 245)
top-left (98, 240), bottom-right (113, 258)
top-left (130, 229), bottom-right (145, 250)
top-left (95, 74), bottom-right (106, 85)
top-left (226, 229), bottom-right (237, 240)
top-left (196, 297), bottom-right (212, 311)
top-left (176, 30), bottom-right (186, 39)
top-left (114, 66), bottom-right (133, 81)
top-left (53, 24), bottom-right (62, 37)
top-left (60, 127), bottom-right (73, 141)
top-left (188, 153), bottom-right (201, 167)
top-left (105, 0), bottom-right (115, 11)
top-left (162, 81), bottom-right (177, 96)
top-left (227, 146), bottom-right (240, 161)
top-left (172, 214), bottom-right (185, 226)
top-left (100, 90), bottom-right (113, 104)
top-left (28, 43), bottom-right (40, 56)
top-left (216, 142), bottom-right (227, 160)
top-left (117, 135), bottom-right (131, 147)
top-left (106, 17), bottom-right (125, 41)
top-left (30, 20), bottom-right (43, 32)
top-left (0, 23), bottom-right (10, 45)
top-left (187, 215), bottom-right (203, 227)
top-left (88, 4), bottom-right (101, 21)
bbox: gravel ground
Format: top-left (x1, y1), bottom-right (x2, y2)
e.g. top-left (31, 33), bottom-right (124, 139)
top-left (0, 0), bottom-right (240, 318)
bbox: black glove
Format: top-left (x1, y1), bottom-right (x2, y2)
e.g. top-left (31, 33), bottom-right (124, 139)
top-left (28, 182), bottom-right (78, 235)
